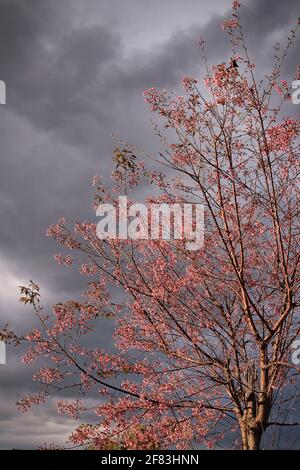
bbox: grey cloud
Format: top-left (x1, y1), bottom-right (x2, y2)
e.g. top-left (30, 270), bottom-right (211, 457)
top-left (0, 0), bottom-right (121, 147)
top-left (1, 0), bottom-right (298, 149)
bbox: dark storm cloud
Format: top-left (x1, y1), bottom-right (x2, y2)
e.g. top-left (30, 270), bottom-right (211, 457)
top-left (0, 0), bottom-right (299, 448)
top-left (239, 0), bottom-right (299, 78)
top-left (0, 0), bottom-right (121, 146)
top-left (1, 0), bottom-right (298, 148)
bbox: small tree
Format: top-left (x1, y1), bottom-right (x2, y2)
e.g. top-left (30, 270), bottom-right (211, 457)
top-left (16, 3), bottom-right (300, 450)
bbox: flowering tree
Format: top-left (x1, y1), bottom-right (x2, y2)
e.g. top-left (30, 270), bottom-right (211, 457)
top-left (16, 3), bottom-right (300, 450)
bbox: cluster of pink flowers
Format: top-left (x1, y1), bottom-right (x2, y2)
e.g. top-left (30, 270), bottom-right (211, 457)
top-left (143, 87), bottom-right (168, 112)
top-left (232, 0), bottom-right (241, 9)
top-left (57, 400), bottom-right (84, 420)
top-left (222, 18), bottom-right (239, 30)
top-left (91, 174), bottom-right (102, 188)
top-left (222, 1), bottom-right (240, 30)
top-left (33, 367), bottom-right (64, 384)
top-left (204, 61), bottom-right (252, 107)
top-left (80, 372), bottom-right (93, 390)
top-left (26, 328), bottom-right (42, 341)
top-left (272, 79), bottom-right (291, 99)
top-left (144, 84), bottom-right (201, 136)
top-left (74, 222), bottom-right (97, 241)
top-left (169, 144), bottom-right (198, 166)
top-left (69, 424), bottom-right (97, 445)
top-left (46, 221), bottom-right (64, 239)
top-left (22, 341), bottom-right (51, 365)
top-left (181, 75), bottom-right (198, 92)
top-left (79, 262), bottom-right (98, 276)
top-left (54, 253), bottom-right (73, 266)
top-left (112, 161), bottom-right (145, 190)
top-left (17, 393), bottom-right (47, 413)
top-left (267, 118), bottom-right (299, 152)
top-left (52, 302), bottom-right (78, 333)
top-left (47, 219), bottom-right (80, 249)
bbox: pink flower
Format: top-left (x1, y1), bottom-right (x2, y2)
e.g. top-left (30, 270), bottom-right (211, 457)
top-left (17, 393), bottom-right (47, 413)
top-left (182, 75), bottom-right (198, 92)
top-left (54, 253), bottom-right (73, 266)
top-left (33, 367), bottom-right (64, 384)
top-left (57, 400), bottom-right (84, 420)
top-left (232, 1), bottom-right (241, 9)
top-left (222, 18), bottom-right (239, 30)
top-left (267, 118), bottom-right (299, 151)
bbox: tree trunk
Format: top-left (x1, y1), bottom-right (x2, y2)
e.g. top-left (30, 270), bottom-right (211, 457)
top-left (247, 429), bottom-right (262, 450)
top-left (240, 423), bottom-right (262, 450)
top-left (238, 362), bottom-right (268, 450)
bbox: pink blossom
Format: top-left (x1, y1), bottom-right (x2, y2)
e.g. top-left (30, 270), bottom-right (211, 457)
top-left (222, 18), bottom-right (239, 30)
top-left (54, 253), bottom-right (73, 266)
top-left (57, 400), bottom-right (84, 420)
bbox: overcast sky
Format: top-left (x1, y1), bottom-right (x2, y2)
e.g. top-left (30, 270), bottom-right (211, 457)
top-left (0, 0), bottom-right (299, 449)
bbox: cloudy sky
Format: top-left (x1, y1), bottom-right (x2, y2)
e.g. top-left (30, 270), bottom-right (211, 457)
top-left (0, 0), bottom-right (299, 449)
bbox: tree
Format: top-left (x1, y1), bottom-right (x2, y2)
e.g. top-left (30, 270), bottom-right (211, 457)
top-left (15, 2), bottom-right (300, 450)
